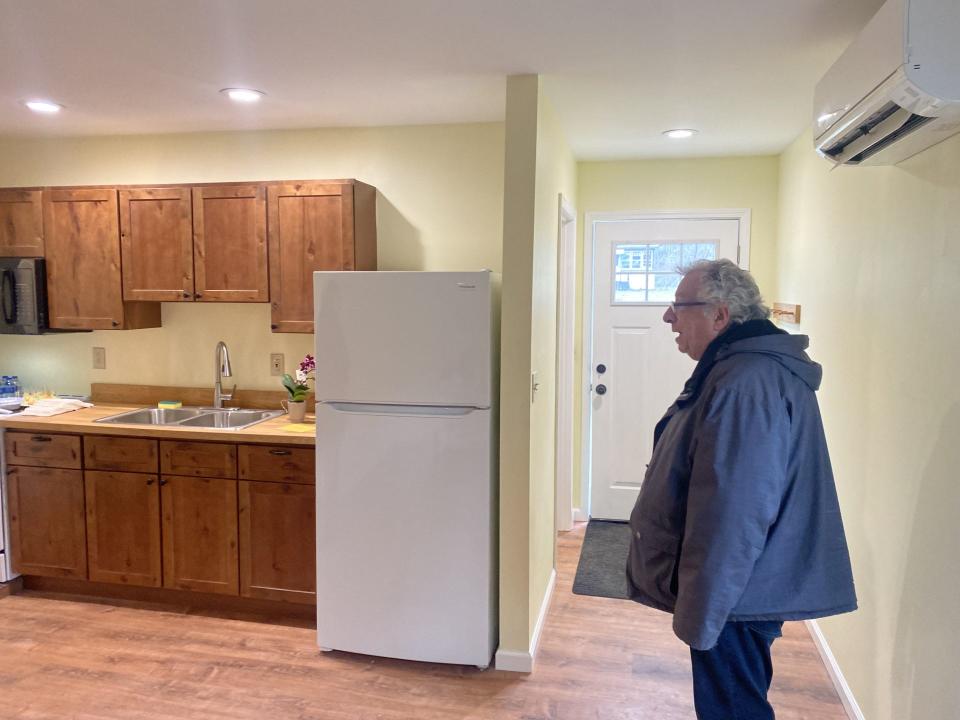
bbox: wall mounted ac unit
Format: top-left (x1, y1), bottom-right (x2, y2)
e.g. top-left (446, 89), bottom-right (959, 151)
top-left (814, 0), bottom-right (960, 166)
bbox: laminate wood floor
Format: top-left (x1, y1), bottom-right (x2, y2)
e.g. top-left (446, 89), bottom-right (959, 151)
top-left (0, 524), bottom-right (846, 719)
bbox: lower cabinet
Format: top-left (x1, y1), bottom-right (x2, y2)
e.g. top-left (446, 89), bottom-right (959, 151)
top-left (7, 465), bottom-right (87, 579)
top-left (239, 481), bottom-right (316, 604)
top-left (85, 470), bottom-right (162, 587)
top-left (5, 431), bottom-right (315, 606)
top-left (161, 475), bottom-right (239, 595)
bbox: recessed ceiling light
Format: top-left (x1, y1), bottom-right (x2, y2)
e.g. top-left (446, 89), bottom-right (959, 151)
top-left (220, 88), bottom-right (265, 103)
top-left (24, 99), bottom-right (63, 114)
top-left (662, 128), bottom-right (698, 139)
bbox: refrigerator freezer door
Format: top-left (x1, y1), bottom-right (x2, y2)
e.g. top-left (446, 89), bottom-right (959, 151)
top-left (315, 402), bottom-right (495, 666)
top-left (313, 271), bottom-right (492, 407)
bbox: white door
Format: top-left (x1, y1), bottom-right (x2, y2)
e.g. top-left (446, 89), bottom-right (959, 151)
top-left (587, 214), bottom-right (745, 521)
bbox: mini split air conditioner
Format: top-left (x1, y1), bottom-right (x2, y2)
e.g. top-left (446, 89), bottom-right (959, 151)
top-left (814, 0), bottom-right (960, 166)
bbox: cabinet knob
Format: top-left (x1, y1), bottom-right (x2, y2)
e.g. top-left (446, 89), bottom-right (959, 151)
top-left (31, 435), bottom-right (53, 442)
top-left (159, 479), bottom-right (169, 486)
top-left (182, 291), bottom-right (191, 299)
top-left (269, 449), bottom-right (292, 456)
top-left (195, 292), bottom-right (203, 299)
top-left (270, 324), bottom-right (278, 330)
top-left (146, 479), bottom-right (155, 486)
top-left (111, 320), bottom-right (120, 327)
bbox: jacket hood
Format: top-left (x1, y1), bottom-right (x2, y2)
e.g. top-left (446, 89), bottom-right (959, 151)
top-left (717, 333), bottom-right (822, 391)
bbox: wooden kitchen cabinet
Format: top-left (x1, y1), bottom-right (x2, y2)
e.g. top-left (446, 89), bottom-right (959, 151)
top-left (0, 189), bottom-right (44, 257)
top-left (4, 431), bottom-right (81, 469)
top-left (42, 188), bottom-right (161, 329)
top-left (161, 475), bottom-right (239, 595)
top-left (192, 184), bottom-right (268, 302)
top-left (7, 465), bottom-right (87, 579)
top-left (267, 180), bottom-right (376, 332)
top-left (239, 480), bottom-right (316, 604)
top-left (119, 187), bottom-right (194, 302)
top-left (85, 470), bottom-right (162, 587)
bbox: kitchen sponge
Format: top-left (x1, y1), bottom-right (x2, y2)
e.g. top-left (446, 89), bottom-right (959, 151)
top-left (158, 400), bottom-right (182, 409)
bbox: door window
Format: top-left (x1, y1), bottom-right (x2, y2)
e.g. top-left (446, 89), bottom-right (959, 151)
top-left (612, 241), bottom-right (717, 304)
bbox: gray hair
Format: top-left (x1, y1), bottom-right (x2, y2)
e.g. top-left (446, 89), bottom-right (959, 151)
top-left (682, 259), bottom-right (770, 323)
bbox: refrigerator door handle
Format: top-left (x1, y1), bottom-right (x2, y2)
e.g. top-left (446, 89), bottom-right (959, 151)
top-left (323, 402), bottom-right (481, 417)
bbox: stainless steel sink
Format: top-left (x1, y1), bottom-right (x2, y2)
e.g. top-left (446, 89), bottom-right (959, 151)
top-left (178, 409), bottom-right (281, 429)
top-left (95, 407), bottom-right (210, 425)
top-left (95, 406), bottom-right (283, 430)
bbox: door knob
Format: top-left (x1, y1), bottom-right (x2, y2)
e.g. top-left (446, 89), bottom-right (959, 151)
top-left (596, 384), bottom-right (607, 395)
top-left (596, 363), bottom-right (607, 374)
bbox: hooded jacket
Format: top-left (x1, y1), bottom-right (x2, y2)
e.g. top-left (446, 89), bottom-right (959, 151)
top-left (626, 320), bottom-right (857, 650)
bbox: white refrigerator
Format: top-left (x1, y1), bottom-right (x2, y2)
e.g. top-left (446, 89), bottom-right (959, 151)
top-left (313, 270), bottom-right (497, 668)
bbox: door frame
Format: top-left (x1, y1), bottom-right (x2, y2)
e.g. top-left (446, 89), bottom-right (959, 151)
top-left (554, 194), bottom-right (577, 533)
top-left (579, 209), bottom-right (751, 518)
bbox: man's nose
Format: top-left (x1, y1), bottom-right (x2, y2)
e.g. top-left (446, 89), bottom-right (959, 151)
top-left (663, 307), bottom-right (675, 324)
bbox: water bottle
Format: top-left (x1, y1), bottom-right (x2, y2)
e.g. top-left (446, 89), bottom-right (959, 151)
top-left (0, 376), bottom-right (11, 399)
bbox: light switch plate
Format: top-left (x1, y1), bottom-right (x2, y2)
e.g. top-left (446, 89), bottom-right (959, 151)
top-left (92, 347), bottom-right (106, 370)
top-left (270, 353), bottom-right (285, 376)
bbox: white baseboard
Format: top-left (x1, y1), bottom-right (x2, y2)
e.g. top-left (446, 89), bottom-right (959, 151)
top-left (573, 508), bottom-right (588, 522)
top-left (495, 568), bottom-right (557, 673)
top-left (805, 620), bottom-right (864, 720)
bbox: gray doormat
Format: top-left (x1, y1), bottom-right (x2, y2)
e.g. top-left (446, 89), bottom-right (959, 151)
top-left (572, 520), bottom-right (631, 600)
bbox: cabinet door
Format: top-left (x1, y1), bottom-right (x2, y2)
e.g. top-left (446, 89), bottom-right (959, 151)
top-left (161, 475), bottom-right (239, 595)
top-left (4, 431), bottom-right (81, 469)
top-left (160, 440), bottom-right (236, 479)
top-left (267, 182), bottom-right (355, 332)
top-left (0, 189), bottom-right (44, 257)
top-left (239, 481), bottom-right (316, 604)
top-left (192, 185), bottom-right (268, 302)
top-left (7, 466), bottom-right (87, 578)
top-left (85, 471), bottom-right (162, 587)
top-left (43, 188), bottom-right (160, 329)
top-left (119, 187), bottom-right (194, 301)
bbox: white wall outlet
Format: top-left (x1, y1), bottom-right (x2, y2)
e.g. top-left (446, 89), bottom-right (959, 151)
top-left (92, 347), bottom-right (106, 370)
top-left (270, 353), bottom-right (285, 376)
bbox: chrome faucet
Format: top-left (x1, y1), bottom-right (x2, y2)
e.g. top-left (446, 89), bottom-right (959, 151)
top-left (214, 340), bottom-right (235, 409)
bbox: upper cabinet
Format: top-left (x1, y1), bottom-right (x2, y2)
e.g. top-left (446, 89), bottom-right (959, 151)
top-left (43, 188), bottom-right (161, 330)
top-left (0, 189), bottom-right (44, 257)
top-left (1, 178), bottom-right (376, 331)
top-left (268, 180), bottom-right (377, 333)
top-left (119, 187), bottom-right (194, 302)
top-left (193, 184), bottom-right (269, 302)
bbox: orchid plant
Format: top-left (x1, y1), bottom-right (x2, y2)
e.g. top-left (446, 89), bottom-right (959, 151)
top-left (281, 354), bottom-right (315, 402)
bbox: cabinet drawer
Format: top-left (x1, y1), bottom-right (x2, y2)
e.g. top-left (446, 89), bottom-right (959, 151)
top-left (85, 435), bottom-right (159, 473)
top-left (160, 440), bottom-right (237, 479)
top-left (3, 431), bottom-right (81, 469)
top-left (238, 445), bottom-right (315, 485)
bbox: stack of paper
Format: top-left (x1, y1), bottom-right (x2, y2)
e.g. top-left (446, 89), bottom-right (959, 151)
top-left (19, 398), bottom-right (93, 417)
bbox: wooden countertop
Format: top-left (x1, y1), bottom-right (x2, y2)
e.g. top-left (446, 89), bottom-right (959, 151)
top-left (0, 405), bottom-right (316, 446)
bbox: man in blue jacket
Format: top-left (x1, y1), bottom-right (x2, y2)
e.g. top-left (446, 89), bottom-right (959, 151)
top-left (627, 259), bottom-right (856, 720)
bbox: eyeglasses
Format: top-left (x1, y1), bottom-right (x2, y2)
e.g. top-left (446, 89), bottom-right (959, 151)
top-left (667, 301), bottom-right (709, 312)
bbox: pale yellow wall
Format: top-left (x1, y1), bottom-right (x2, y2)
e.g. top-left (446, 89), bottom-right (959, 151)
top-left (528, 90), bottom-right (577, 629)
top-left (0, 123), bottom-right (505, 395)
top-left (498, 75), bottom-right (577, 657)
top-left (573, 156), bottom-right (780, 508)
top-left (499, 75), bottom-right (539, 654)
top-left (777, 130), bottom-right (960, 720)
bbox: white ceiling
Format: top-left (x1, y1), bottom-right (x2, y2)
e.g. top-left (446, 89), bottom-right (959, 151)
top-left (0, 0), bottom-right (885, 159)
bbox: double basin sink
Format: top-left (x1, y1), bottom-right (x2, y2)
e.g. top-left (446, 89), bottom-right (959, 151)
top-left (96, 406), bottom-right (283, 431)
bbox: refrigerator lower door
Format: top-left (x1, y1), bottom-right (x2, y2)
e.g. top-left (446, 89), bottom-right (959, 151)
top-left (315, 402), bottom-right (495, 667)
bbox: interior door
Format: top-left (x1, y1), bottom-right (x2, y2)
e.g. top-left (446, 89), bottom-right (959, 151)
top-left (588, 215), bottom-right (743, 521)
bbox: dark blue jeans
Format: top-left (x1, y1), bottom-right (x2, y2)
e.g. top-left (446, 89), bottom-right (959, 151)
top-left (689, 620), bottom-right (784, 720)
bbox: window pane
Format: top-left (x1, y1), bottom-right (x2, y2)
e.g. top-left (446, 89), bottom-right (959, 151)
top-left (681, 242), bottom-right (718, 265)
top-left (650, 243), bottom-right (683, 272)
top-left (647, 273), bottom-right (682, 302)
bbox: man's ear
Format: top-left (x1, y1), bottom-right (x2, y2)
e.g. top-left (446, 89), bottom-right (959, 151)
top-left (713, 304), bottom-right (731, 331)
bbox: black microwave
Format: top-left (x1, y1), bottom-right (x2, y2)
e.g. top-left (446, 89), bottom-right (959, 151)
top-left (1, 257), bottom-right (48, 335)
